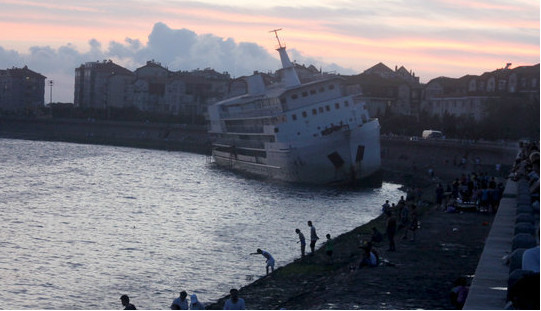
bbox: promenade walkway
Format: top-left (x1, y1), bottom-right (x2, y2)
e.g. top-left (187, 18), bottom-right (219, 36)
top-left (464, 145), bottom-right (539, 309)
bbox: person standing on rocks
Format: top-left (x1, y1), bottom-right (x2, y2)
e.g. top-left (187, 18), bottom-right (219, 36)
top-left (404, 204), bottom-right (419, 241)
top-left (381, 200), bottom-right (391, 214)
top-left (325, 233), bottom-right (334, 264)
top-left (250, 248), bottom-right (275, 275)
top-left (295, 228), bottom-right (306, 257)
top-left (308, 220), bottom-right (319, 255)
top-left (385, 211), bottom-right (397, 251)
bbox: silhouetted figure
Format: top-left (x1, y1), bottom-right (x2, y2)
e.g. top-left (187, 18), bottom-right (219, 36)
top-left (189, 294), bottom-right (205, 310)
top-left (171, 290), bottom-right (189, 310)
top-left (308, 220), bottom-right (319, 255)
top-left (120, 295), bottom-right (136, 310)
top-left (224, 288), bottom-right (245, 310)
top-left (325, 233), bottom-right (334, 264)
top-left (385, 211), bottom-right (397, 251)
top-left (250, 248), bottom-right (275, 275)
top-left (295, 228), bottom-right (306, 257)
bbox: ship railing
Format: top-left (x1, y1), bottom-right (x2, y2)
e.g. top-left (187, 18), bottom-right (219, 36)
top-left (220, 108), bottom-right (282, 120)
top-left (213, 139), bottom-right (266, 150)
top-left (225, 125), bottom-right (265, 134)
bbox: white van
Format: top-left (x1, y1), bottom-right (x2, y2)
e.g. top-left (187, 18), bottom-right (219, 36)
top-left (422, 130), bottom-right (443, 139)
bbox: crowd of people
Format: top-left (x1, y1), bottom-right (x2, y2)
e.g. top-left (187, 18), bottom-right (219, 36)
top-left (119, 288), bottom-right (244, 310)
top-left (117, 143), bottom-right (540, 310)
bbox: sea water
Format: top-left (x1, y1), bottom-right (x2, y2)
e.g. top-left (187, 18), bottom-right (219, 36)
top-left (0, 138), bottom-right (404, 309)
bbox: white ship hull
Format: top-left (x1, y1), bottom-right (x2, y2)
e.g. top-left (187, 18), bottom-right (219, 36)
top-left (208, 31), bottom-right (381, 185)
top-left (212, 120), bottom-right (380, 184)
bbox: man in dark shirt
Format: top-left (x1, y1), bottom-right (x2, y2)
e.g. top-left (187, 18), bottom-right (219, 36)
top-left (120, 294), bottom-right (136, 310)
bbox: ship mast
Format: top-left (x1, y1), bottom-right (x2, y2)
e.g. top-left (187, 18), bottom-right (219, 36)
top-left (269, 28), bottom-right (300, 87)
top-left (270, 28), bottom-right (284, 49)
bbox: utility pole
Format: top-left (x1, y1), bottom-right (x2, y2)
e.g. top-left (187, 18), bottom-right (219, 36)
top-left (48, 80), bottom-right (54, 104)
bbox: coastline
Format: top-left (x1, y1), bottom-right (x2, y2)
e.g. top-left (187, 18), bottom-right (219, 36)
top-left (0, 117), bottom-right (508, 309)
top-left (205, 167), bottom-right (495, 309)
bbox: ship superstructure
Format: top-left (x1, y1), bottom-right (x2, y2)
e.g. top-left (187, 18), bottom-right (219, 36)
top-left (208, 30), bottom-right (381, 184)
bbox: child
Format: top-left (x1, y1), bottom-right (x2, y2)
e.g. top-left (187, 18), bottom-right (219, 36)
top-left (325, 234), bottom-right (334, 264)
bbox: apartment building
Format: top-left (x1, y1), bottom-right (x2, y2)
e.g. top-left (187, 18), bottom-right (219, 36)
top-left (74, 60), bottom-right (134, 109)
top-left (0, 66), bottom-right (46, 113)
top-left (423, 64), bottom-right (539, 121)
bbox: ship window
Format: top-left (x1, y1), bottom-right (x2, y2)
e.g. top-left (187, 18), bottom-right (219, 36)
top-left (274, 127), bottom-right (279, 133)
top-left (344, 101), bottom-right (349, 107)
top-left (312, 109), bottom-right (317, 115)
top-left (280, 97), bottom-right (286, 104)
top-left (319, 87), bottom-right (325, 92)
top-left (302, 111), bottom-right (307, 118)
top-left (335, 103), bottom-right (340, 109)
top-left (310, 89), bottom-right (316, 95)
top-left (318, 107), bottom-right (324, 113)
top-left (291, 114), bottom-right (297, 121)
top-left (325, 105), bottom-right (330, 112)
top-left (302, 91), bottom-right (308, 97)
top-left (329, 84), bottom-right (335, 90)
top-left (291, 94), bottom-right (298, 100)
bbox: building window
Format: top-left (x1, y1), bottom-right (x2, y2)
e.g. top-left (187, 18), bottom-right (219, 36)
top-left (302, 111), bottom-right (307, 118)
top-left (329, 84), bottom-right (335, 90)
top-left (318, 107), bottom-right (324, 113)
top-left (310, 89), bottom-right (316, 95)
top-left (312, 109), bottom-right (317, 115)
top-left (319, 87), bottom-right (325, 92)
top-left (291, 94), bottom-right (298, 100)
top-left (291, 114), bottom-right (297, 121)
top-left (302, 91), bottom-right (308, 97)
top-left (335, 103), bottom-right (340, 109)
top-left (344, 101), bottom-right (349, 107)
top-left (325, 105), bottom-right (330, 112)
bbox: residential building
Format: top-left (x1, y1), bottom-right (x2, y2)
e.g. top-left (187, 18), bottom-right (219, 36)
top-left (345, 63), bottom-right (422, 117)
top-left (422, 64), bottom-right (539, 121)
top-left (0, 66), bottom-right (46, 113)
top-left (74, 60), bottom-right (134, 109)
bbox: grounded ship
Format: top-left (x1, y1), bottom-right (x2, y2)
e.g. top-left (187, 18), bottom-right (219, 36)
top-left (208, 30), bottom-right (381, 184)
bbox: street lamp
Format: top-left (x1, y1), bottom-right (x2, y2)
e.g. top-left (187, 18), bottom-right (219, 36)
top-left (48, 80), bottom-right (54, 104)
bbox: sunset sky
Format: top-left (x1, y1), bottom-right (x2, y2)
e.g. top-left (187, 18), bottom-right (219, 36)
top-left (0, 0), bottom-right (539, 102)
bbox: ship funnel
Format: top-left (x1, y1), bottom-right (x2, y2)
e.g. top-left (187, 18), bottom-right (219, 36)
top-left (270, 29), bottom-right (300, 87)
top-left (277, 46), bottom-right (301, 87)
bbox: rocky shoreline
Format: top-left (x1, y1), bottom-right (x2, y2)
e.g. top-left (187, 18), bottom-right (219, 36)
top-left (206, 170), bottom-right (495, 310)
top-left (1, 117), bottom-right (505, 309)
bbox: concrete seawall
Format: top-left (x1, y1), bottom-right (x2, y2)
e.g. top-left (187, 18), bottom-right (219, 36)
top-left (0, 117), bottom-right (212, 154)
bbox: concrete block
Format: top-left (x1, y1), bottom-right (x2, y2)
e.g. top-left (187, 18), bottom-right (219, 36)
top-left (508, 248), bottom-right (526, 274)
top-left (512, 233), bottom-right (537, 251)
top-left (514, 223), bottom-right (535, 235)
top-left (515, 213), bottom-right (535, 224)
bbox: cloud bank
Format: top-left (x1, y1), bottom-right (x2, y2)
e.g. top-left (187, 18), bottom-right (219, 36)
top-left (0, 23), bottom-right (354, 103)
